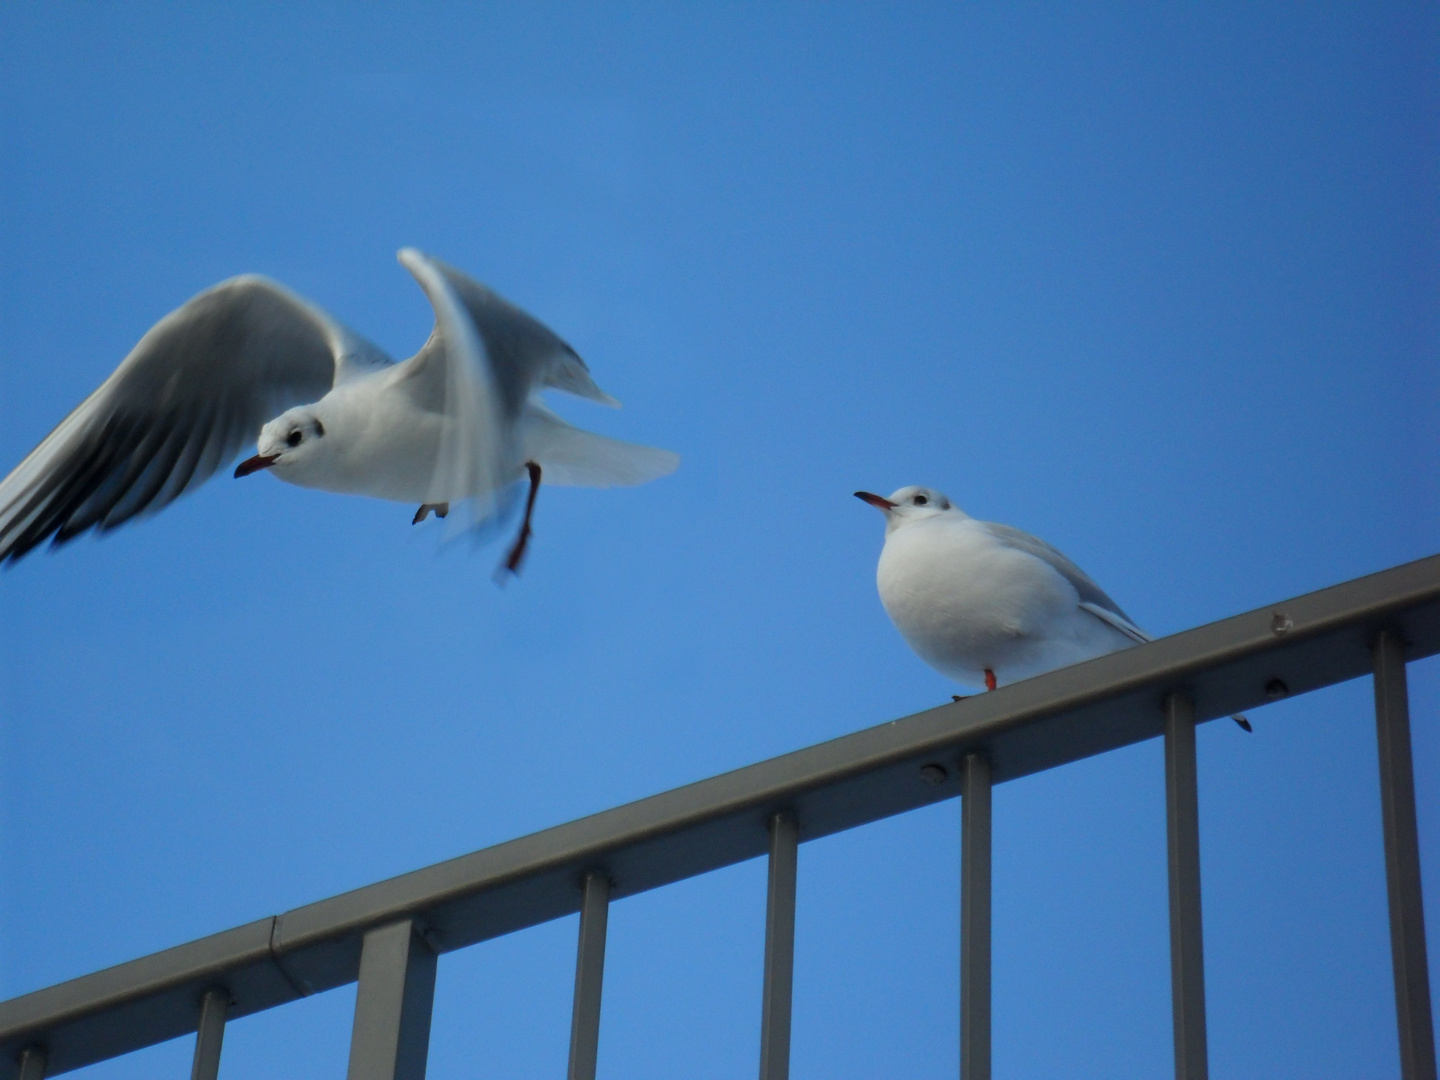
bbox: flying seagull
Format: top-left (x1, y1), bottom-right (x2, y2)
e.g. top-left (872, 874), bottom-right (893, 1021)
top-left (855, 485), bottom-right (1251, 730)
top-left (0, 249), bottom-right (678, 573)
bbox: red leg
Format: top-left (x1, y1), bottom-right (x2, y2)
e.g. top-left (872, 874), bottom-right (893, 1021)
top-left (500, 462), bottom-right (543, 575)
top-left (984, 669), bottom-right (997, 691)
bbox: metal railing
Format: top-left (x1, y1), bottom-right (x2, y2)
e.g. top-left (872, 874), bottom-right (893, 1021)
top-left (3, 554), bottom-right (1439, 1080)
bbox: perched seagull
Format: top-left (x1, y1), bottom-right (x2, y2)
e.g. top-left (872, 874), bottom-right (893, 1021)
top-left (0, 249), bottom-right (678, 573)
top-left (855, 486), bottom-right (1250, 730)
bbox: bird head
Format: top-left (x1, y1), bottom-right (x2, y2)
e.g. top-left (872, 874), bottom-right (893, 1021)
top-left (235, 406), bottom-right (329, 478)
top-left (854, 485), bottom-right (956, 533)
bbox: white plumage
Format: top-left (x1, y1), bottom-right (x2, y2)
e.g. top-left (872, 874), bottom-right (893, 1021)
top-left (858, 485), bottom-right (1145, 689)
top-left (0, 248), bottom-right (678, 570)
top-left (856, 485), bottom-right (1251, 730)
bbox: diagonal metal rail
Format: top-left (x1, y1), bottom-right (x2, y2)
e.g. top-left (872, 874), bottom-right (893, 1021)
top-left (2, 553), bottom-right (1438, 1079)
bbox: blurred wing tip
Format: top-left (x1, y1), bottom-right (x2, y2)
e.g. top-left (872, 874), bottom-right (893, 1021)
top-left (651, 448), bottom-right (681, 477)
top-left (569, 387), bottom-right (621, 409)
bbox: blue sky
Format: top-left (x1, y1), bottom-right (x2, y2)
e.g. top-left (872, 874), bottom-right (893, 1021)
top-left (0, 4), bottom-right (1435, 1078)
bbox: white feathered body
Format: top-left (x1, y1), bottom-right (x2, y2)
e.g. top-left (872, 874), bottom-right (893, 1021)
top-left (270, 367), bottom-right (675, 504)
top-left (876, 513), bottom-right (1137, 687)
top-left (272, 373), bottom-right (440, 501)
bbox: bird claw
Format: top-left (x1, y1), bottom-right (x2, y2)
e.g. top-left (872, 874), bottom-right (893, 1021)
top-left (1233, 714), bottom-right (1253, 732)
top-left (412, 502), bottom-right (449, 524)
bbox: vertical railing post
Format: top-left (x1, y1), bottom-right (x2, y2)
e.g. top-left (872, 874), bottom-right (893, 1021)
top-left (567, 872), bottom-right (611, 1080)
top-left (961, 752), bottom-right (992, 1080)
top-left (1165, 691), bottom-right (1209, 1080)
top-left (1373, 630), bottom-right (1437, 1080)
top-left (346, 918), bottom-right (438, 1080)
top-left (16, 1047), bottom-right (45, 1080)
top-left (190, 987), bottom-right (229, 1080)
top-left (759, 811), bottom-right (799, 1080)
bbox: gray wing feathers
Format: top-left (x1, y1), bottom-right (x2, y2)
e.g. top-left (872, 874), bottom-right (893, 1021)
top-left (1077, 601), bottom-right (1151, 644)
top-left (393, 249), bottom-right (634, 528)
top-left (0, 277), bottom-right (356, 563)
top-left (397, 249), bottom-right (618, 413)
top-left (982, 521), bottom-right (1148, 638)
top-left (393, 251), bottom-right (512, 526)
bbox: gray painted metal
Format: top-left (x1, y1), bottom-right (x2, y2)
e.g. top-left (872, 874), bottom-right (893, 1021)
top-left (345, 920), bottom-right (437, 1080)
top-left (0, 919), bottom-right (293, 1079)
top-left (960, 753), bottom-right (992, 1080)
top-left (566, 874), bottom-right (610, 1080)
top-left (758, 812), bottom-right (798, 1080)
top-left (1164, 693), bottom-right (1209, 1080)
top-left (2, 553), bottom-right (1438, 1079)
top-left (14, 1049), bottom-right (42, 1080)
top-left (1373, 631), bottom-right (1438, 1080)
top-left (189, 988), bottom-right (227, 1080)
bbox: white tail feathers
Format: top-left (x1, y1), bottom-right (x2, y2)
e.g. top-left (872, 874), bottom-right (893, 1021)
top-left (520, 405), bottom-right (678, 488)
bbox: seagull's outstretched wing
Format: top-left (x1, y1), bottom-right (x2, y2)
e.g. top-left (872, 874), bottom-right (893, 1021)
top-left (982, 521), bottom-right (1149, 642)
top-left (520, 404), bottom-right (678, 487)
top-left (398, 248), bottom-right (617, 410)
top-left (0, 276), bottom-right (380, 565)
top-left (394, 250), bottom-right (516, 530)
top-left (394, 249), bottom-right (626, 529)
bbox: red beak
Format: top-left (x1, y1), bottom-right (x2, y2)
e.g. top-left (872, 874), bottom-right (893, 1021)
top-left (854, 491), bottom-right (896, 511)
top-left (234, 454), bottom-right (279, 478)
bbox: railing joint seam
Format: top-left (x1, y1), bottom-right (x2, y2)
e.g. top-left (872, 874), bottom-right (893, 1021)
top-left (267, 915), bottom-right (313, 999)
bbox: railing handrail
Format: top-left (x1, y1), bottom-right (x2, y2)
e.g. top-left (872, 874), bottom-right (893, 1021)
top-left (4, 552), bottom-right (1439, 1079)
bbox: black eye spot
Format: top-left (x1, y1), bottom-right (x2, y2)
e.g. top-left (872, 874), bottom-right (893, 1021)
top-left (913, 494), bottom-right (928, 506)
top-left (286, 430), bottom-right (303, 447)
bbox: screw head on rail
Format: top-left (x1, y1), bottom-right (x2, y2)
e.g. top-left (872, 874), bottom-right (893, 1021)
top-left (920, 763), bottom-right (948, 785)
top-left (1270, 612), bottom-right (1294, 635)
top-left (1265, 678), bottom-right (1290, 700)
